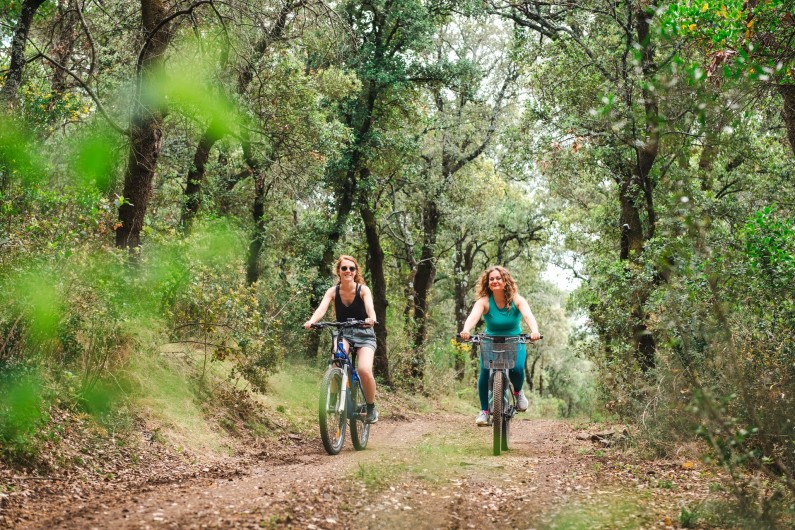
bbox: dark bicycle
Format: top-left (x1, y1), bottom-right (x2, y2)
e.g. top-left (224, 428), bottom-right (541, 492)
top-left (311, 320), bottom-right (371, 455)
top-left (460, 334), bottom-right (530, 456)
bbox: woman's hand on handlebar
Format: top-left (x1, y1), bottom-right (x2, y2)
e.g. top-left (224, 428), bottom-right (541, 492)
top-left (529, 331), bottom-right (541, 341)
top-left (364, 317), bottom-right (375, 328)
top-left (459, 330), bottom-right (471, 341)
top-left (303, 320), bottom-right (315, 330)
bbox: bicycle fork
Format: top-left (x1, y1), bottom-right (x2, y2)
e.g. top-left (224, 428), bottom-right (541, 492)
top-left (330, 333), bottom-right (350, 415)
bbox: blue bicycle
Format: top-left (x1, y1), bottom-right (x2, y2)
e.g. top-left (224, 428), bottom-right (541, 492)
top-left (311, 320), bottom-right (371, 455)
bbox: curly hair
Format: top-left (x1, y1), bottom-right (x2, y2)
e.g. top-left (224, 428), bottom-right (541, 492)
top-left (476, 266), bottom-right (518, 308)
top-left (334, 255), bottom-right (366, 285)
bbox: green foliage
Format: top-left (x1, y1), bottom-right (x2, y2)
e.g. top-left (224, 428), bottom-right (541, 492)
top-left (167, 262), bottom-right (284, 392)
top-left (0, 369), bottom-right (47, 462)
top-left (663, 0), bottom-right (795, 83)
top-left (741, 206), bottom-right (795, 301)
top-left (70, 126), bottom-right (120, 194)
top-left (0, 113), bottom-right (46, 187)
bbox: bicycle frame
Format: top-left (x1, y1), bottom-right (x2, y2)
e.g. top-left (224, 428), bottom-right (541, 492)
top-left (329, 328), bottom-right (361, 420)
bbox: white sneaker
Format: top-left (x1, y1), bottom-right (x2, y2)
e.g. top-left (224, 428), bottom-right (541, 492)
top-left (516, 390), bottom-right (528, 412)
top-left (475, 411), bottom-right (490, 426)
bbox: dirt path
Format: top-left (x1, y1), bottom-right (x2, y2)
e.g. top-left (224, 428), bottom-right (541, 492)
top-left (9, 414), bottom-right (725, 529)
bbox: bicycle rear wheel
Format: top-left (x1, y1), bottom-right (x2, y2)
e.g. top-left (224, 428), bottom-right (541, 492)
top-left (492, 373), bottom-right (504, 456)
top-left (319, 366), bottom-right (346, 455)
top-left (349, 378), bottom-right (370, 450)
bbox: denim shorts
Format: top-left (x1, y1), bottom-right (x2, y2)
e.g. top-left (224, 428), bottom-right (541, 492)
top-left (342, 326), bottom-right (377, 352)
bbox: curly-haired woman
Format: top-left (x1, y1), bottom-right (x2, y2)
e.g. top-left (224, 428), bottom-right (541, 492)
top-left (459, 266), bottom-right (541, 426)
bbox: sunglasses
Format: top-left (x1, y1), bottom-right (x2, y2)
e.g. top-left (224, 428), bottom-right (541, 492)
top-left (340, 266), bottom-right (356, 272)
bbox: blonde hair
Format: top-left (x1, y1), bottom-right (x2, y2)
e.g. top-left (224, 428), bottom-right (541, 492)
top-left (476, 266), bottom-right (518, 308)
top-left (334, 255), bottom-right (366, 285)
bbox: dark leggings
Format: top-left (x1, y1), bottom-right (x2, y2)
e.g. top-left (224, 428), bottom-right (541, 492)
top-left (478, 343), bottom-right (527, 411)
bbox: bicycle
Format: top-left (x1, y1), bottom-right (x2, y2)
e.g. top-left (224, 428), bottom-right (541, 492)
top-left (459, 333), bottom-right (531, 456)
top-left (311, 319), bottom-right (371, 455)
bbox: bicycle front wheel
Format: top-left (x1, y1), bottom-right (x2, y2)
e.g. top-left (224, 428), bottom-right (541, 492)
top-left (319, 366), bottom-right (347, 455)
top-left (492, 373), bottom-right (504, 456)
top-left (349, 378), bottom-right (370, 451)
top-left (501, 402), bottom-right (511, 452)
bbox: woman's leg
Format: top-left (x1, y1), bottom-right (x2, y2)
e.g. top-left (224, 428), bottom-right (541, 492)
top-left (478, 365), bottom-right (490, 411)
top-left (356, 346), bottom-right (376, 404)
top-left (508, 343), bottom-right (527, 391)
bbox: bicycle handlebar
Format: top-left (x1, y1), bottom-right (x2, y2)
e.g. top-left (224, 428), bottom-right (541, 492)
top-left (456, 333), bottom-right (542, 343)
top-left (311, 320), bottom-right (371, 329)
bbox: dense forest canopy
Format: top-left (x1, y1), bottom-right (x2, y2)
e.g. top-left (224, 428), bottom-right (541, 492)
top-left (2, 0), bottom-right (794, 523)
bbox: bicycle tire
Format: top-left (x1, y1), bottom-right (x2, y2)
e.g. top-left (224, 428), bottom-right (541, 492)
top-left (501, 407), bottom-right (510, 452)
top-left (492, 373), bottom-right (504, 456)
top-left (319, 366), bottom-right (346, 455)
top-left (349, 378), bottom-right (370, 451)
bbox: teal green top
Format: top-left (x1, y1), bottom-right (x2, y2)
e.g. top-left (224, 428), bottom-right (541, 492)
top-left (483, 295), bottom-right (522, 336)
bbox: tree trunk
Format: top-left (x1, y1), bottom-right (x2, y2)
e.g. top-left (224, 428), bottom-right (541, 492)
top-left (618, 178), bottom-right (645, 261)
top-left (1, 0), bottom-right (47, 108)
top-left (632, 304), bottom-right (656, 372)
top-left (526, 351), bottom-right (541, 393)
top-left (614, 5), bottom-right (660, 371)
top-left (116, 0), bottom-right (171, 249)
top-left (538, 356), bottom-right (544, 397)
top-left (411, 199), bottom-right (440, 349)
top-left (116, 116), bottom-right (165, 248)
top-left (360, 203), bottom-right (390, 384)
top-left (779, 84), bottom-right (795, 158)
top-left (180, 119), bottom-right (225, 230)
top-left (453, 239), bottom-right (476, 380)
top-left (241, 133), bottom-right (278, 285)
top-left (246, 166), bottom-right (274, 286)
top-left (244, 137), bottom-right (271, 285)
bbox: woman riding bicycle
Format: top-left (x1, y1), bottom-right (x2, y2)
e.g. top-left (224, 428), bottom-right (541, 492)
top-left (459, 266), bottom-right (541, 426)
top-left (304, 255), bottom-right (379, 423)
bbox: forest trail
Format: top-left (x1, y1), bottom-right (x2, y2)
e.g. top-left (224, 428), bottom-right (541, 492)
top-left (12, 415), bottom-right (720, 529)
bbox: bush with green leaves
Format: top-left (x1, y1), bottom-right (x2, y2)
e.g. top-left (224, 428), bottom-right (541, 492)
top-left (166, 261), bottom-right (285, 392)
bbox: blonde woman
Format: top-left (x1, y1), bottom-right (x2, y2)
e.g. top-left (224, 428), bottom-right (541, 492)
top-left (304, 255), bottom-right (378, 423)
top-left (459, 266), bottom-right (541, 426)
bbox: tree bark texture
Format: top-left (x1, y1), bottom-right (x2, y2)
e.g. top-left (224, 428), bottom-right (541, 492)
top-left (115, 0), bottom-right (171, 249)
top-left (1, 0), bottom-right (48, 108)
top-left (526, 350), bottom-right (541, 393)
top-left (180, 120), bottom-right (226, 230)
top-left (613, 5), bottom-right (660, 372)
top-left (116, 117), bottom-right (165, 249)
top-left (453, 238), bottom-right (477, 380)
top-left (779, 84), bottom-right (795, 158)
top-left (246, 179), bottom-right (268, 285)
top-left (411, 199), bottom-right (440, 350)
top-left (243, 137), bottom-right (270, 285)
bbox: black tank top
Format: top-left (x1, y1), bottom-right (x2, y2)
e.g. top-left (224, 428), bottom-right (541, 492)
top-left (335, 283), bottom-right (366, 322)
